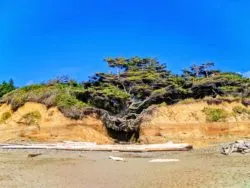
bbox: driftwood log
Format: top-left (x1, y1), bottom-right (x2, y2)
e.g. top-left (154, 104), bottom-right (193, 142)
top-left (0, 142), bottom-right (193, 152)
top-left (221, 140), bottom-right (250, 155)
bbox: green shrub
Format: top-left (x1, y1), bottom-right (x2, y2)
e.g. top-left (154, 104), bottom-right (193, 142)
top-left (216, 96), bottom-right (241, 102)
top-left (0, 112), bottom-right (12, 123)
top-left (20, 111), bottom-right (42, 125)
top-left (1, 84), bottom-right (90, 119)
top-left (159, 102), bottom-right (167, 107)
top-left (219, 86), bottom-right (239, 93)
top-left (232, 106), bottom-right (250, 114)
top-left (55, 93), bottom-right (87, 109)
top-left (203, 107), bottom-right (228, 122)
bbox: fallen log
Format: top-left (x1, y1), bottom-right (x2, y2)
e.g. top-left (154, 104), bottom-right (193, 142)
top-left (0, 142), bottom-right (193, 152)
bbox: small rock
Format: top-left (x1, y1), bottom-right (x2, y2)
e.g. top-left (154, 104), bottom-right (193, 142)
top-left (27, 153), bottom-right (42, 158)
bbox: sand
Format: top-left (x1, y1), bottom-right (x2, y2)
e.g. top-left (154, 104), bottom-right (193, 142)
top-left (0, 147), bottom-right (249, 188)
top-left (1, 101), bottom-right (250, 146)
top-left (140, 101), bottom-right (250, 146)
top-left (0, 102), bottom-right (112, 144)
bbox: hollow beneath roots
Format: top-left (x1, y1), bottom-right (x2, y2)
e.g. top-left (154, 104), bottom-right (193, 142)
top-left (107, 128), bottom-right (139, 142)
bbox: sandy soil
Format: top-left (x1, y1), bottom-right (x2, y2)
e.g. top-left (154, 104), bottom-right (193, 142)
top-left (0, 102), bottom-right (112, 144)
top-left (140, 101), bottom-right (250, 147)
top-left (0, 147), bottom-right (249, 188)
top-left (1, 101), bottom-right (250, 146)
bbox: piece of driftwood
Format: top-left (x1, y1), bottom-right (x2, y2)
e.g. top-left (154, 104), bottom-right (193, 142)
top-left (221, 140), bottom-right (250, 155)
top-left (0, 142), bottom-right (193, 152)
top-left (149, 159), bottom-right (180, 163)
top-left (109, 156), bottom-right (125, 161)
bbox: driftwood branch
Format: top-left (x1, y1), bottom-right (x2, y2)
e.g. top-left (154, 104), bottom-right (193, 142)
top-left (221, 140), bottom-right (250, 155)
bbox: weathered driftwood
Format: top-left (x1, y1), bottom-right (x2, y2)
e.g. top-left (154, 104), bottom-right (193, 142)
top-left (148, 159), bottom-right (180, 163)
top-left (0, 142), bottom-right (193, 152)
top-left (109, 156), bottom-right (125, 161)
top-left (221, 140), bottom-right (250, 155)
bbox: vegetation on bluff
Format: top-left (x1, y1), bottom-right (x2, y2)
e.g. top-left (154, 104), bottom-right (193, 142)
top-left (1, 79), bottom-right (89, 119)
top-left (0, 57), bottom-right (249, 140)
top-left (0, 79), bottom-right (15, 98)
top-left (203, 107), bottom-right (229, 122)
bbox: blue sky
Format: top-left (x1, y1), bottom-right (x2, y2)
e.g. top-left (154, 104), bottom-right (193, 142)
top-left (1, 0), bottom-right (250, 86)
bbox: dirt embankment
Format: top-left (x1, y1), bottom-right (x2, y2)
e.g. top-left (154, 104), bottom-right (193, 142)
top-left (139, 101), bottom-right (250, 147)
top-left (0, 102), bottom-right (111, 144)
top-left (0, 101), bottom-right (250, 146)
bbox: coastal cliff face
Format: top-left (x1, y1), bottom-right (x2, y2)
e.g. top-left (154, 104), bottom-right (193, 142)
top-left (1, 58), bottom-right (249, 145)
top-left (0, 101), bottom-right (249, 146)
top-left (139, 101), bottom-right (250, 147)
top-left (0, 102), bottom-right (112, 144)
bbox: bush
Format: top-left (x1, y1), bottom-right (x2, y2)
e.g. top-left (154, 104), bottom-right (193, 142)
top-left (55, 93), bottom-right (89, 119)
top-left (1, 84), bottom-right (90, 118)
top-left (203, 107), bottom-right (228, 122)
top-left (0, 112), bottom-right (11, 123)
top-left (159, 102), bottom-right (167, 107)
top-left (20, 111), bottom-right (42, 125)
top-left (216, 96), bottom-right (241, 103)
top-left (232, 106), bottom-right (249, 114)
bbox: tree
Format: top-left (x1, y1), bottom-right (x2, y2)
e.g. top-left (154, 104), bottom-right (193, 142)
top-left (83, 57), bottom-right (187, 139)
top-left (0, 79), bottom-right (16, 98)
top-left (187, 62), bottom-right (217, 78)
top-left (201, 62), bottom-right (215, 78)
top-left (190, 64), bottom-right (203, 77)
top-left (47, 75), bottom-right (78, 86)
top-left (182, 68), bottom-right (195, 78)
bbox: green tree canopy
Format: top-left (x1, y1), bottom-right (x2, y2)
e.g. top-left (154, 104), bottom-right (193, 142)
top-left (84, 57), bottom-right (186, 114)
top-left (0, 79), bottom-right (16, 98)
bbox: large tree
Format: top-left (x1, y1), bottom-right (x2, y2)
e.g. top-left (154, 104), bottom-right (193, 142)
top-left (82, 57), bottom-right (187, 140)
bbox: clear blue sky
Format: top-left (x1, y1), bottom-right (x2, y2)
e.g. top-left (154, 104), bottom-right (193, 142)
top-left (1, 0), bottom-right (250, 86)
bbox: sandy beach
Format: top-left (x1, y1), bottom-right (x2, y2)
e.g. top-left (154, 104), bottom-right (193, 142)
top-left (0, 146), bottom-right (249, 188)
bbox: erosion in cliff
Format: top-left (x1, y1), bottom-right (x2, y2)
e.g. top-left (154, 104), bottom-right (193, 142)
top-left (0, 102), bottom-right (111, 143)
top-left (139, 99), bottom-right (250, 147)
top-left (0, 99), bottom-right (249, 145)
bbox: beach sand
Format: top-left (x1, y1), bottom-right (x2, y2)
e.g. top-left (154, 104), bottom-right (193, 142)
top-left (0, 147), bottom-right (249, 188)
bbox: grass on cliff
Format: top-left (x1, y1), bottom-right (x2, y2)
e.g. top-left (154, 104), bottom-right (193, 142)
top-left (233, 106), bottom-right (250, 114)
top-left (203, 107), bottom-right (229, 122)
top-left (1, 83), bottom-right (89, 119)
top-left (232, 106), bottom-right (250, 120)
top-left (0, 112), bottom-right (12, 124)
top-left (20, 111), bottom-right (42, 125)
